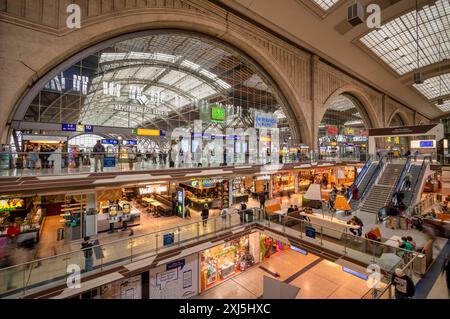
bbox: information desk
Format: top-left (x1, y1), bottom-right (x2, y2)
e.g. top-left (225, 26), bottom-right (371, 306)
top-left (298, 211), bottom-right (359, 239)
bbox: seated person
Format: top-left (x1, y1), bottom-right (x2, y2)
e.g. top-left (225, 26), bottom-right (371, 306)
top-left (440, 201), bottom-right (448, 213)
top-left (347, 216), bottom-right (363, 236)
top-left (398, 236), bottom-right (414, 251)
top-left (293, 205), bottom-right (299, 212)
top-left (365, 227), bottom-right (382, 242)
top-left (287, 205), bottom-right (295, 214)
top-left (406, 236), bottom-right (417, 251)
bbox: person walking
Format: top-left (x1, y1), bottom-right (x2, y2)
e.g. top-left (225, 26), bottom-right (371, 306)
top-left (201, 204), bottom-right (209, 227)
top-left (81, 236), bottom-right (94, 272)
top-left (220, 207), bottom-right (228, 229)
top-left (404, 171), bottom-right (412, 190)
top-left (127, 147), bottom-right (136, 171)
top-left (391, 268), bottom-right (415, 299)
top-left (259, 192), bottom-right (266, 210)
top-left (93, 140), bottom-right (105, 172)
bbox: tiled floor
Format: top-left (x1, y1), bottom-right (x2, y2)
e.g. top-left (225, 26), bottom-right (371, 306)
top-left (196, 249), bottom-right (375, 299)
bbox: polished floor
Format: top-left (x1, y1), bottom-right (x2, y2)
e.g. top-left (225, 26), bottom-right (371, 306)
top-left (195, 249), bottom-right (380, 299)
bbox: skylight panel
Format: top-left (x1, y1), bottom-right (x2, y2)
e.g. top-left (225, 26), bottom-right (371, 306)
top-left (311, 0), bottom-right (339, 11)
top-left (360, 0), bottom-right (450, 75)
top-left (413, 73), bottom-right (450, 99)
top-left (436, 100), bottom-right (450, 112)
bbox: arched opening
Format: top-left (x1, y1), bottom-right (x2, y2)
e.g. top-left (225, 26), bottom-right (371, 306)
top-left (388, 113), bottom-right (409, 154)
top-left (318, 94), bottom-right (371, 160)
top-left (10, 31), bottom-right (303, 166)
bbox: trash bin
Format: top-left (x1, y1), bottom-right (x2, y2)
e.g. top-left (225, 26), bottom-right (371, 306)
top-left (57, 228), bottom-right (64, 241)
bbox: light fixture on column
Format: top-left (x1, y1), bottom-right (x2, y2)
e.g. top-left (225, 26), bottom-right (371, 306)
top-left (347, 1), bottom-right (364, 26)
top-left (413, 0), bottom-right (423, 84)
top-left (437, 36), bottom-right (444, 106)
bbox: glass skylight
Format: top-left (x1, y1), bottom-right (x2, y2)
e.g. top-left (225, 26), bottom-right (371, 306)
top-left (328, 95), bottom-right (355, 112)
top-left (311, 0), bottom-right (339, 11)
top-left (413, 73), bottom-right (450, 99)
top-left (360, 0), bottom-right (450, 75)
top-left (436, 100), bottom-right (450, 112)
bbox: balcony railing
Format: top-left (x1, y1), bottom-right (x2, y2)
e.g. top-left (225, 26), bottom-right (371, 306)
top-left (0, 206), bottom-right (422, 299)
top-left (0, 150), bottom-right (367, 178)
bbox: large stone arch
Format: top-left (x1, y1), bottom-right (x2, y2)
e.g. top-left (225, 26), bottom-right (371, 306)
top-left (0, 9), bottom-right (311, 145)
top-left (320, 84), bottom-right (382, 130)
top-left (387, 109), bottom-right (413, 127)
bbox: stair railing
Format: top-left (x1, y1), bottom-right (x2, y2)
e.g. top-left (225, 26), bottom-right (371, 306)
top-left (409, 157), bottom-right (429, 205)
top-left (390, 156), bottom-right (411, 206)
top-left (346, 158), bottom-right (372, 202)
top-left (357, 156), bottom-right (386, 209)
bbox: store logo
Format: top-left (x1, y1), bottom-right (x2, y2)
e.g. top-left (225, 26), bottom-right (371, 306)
top-left (66, 264), bottom-right (81, 289)
top-left (366, 4), bottom-right (381, 29)
top-left (66, 4), bottom-right (81, 29)
top-left (366, 264), bottom-right (382, 289)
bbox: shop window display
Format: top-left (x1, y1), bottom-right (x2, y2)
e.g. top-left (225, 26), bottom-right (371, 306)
top-left (201, 236), bottom-right (255, 291)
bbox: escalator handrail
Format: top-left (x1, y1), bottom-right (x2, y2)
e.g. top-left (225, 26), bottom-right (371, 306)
top-left (359, 156), bottom-right (385, 200)
top-left (346, 158), bottom-right (372, 201)
top-left (409, 157), bottom-right (429, 204)
top-left (391, 157), bottom-right (411, 205)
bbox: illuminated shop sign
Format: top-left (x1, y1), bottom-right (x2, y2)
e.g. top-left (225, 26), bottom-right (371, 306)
top-left (132, 128), bottom-right (165, 137)
top-left (411, 140), bottom-right (436, 148)
top-left (255, 111), bottom-right (277, 129)
top-left (211, 106), bottom-right (226, 123)
top-left (342, 266), bottom-right (368, 280)
top-left (327, 126), bottom-right (338, 136)
top-left (0, 198), bottom-right (25, 212)
top-left (353, 136), bottom-right (368, 142)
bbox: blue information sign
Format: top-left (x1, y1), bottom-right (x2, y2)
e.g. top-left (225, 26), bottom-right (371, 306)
top-left (305, 226), bottom-right (316, 239)
top-left (62, 123), bottom-right (77, 132)
top-left (166, 259), bottom-right (185, 270)
top-left (84, 125), bottom-right (94, 133)
top-left (124, 140), bottom-right (137, 145)
top-left (163, 233), bottom-right (175, 246)
top-left (101, 139), bottom-right (118, 145)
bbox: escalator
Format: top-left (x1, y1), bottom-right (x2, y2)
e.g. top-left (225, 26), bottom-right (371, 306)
top-left (393, 159), bottom-right (430, 207)
top-left (347, 158), bottom-right (383, 210)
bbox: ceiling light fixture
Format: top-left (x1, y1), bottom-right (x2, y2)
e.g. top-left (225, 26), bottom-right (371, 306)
top-left (413, 0), bottom-right (424, 84)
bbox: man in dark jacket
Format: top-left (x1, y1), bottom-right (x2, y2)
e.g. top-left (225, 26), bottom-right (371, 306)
top-left (201, 204), bottom-right (209, 227)
top-left (81, 236), bottom-right (94, 272)
top-left (93, 140), bottom-right (105, 172)
top-left (391, 268), bottom-right (415, 299)
top-left (259, 192), bottom-right (266, 210)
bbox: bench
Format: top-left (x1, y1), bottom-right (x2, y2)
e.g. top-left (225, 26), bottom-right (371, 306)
top-left (265, 203), bottom-right (282, 221)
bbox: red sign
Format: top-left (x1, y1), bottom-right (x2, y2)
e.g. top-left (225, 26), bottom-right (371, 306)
top-left (360, 130), bottom-right (369, 137)
top-left (327, 126), bottom-right (338, 136)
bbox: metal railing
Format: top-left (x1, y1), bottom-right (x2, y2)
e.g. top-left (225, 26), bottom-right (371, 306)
top-left (346, 158), bottom-right (372, 202)
top-left (362, 252), bottom-right (418, 299)
top-left (1, 204), bottom-right (421, 299)
top-left (0, 208), bottom-right (262, 298)
top-left (0, 150), bottom-right (368, 178)
top-left (403, 193), bottom-right (437, 217)
top-left (409, 158), bottom-right (430, 206)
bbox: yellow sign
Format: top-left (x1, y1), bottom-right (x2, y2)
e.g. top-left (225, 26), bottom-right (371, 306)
top-left (394, 137), bottom-right (400, 144)
top-left (136, 128), bottom-right (160, 136)
top-left (346, 128), bottom-right (354, 135)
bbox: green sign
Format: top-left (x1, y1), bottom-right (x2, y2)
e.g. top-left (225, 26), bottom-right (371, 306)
top-left (211, 107), bottom-right (225, 123)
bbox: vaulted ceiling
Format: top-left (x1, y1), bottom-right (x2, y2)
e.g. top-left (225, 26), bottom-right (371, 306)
top-left (221, 0), bottom-right (450, 119)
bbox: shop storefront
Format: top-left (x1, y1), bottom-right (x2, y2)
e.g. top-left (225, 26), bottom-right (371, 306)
top-left (200, 232), bottom-right (260, 292)
top-left (272, 173), bottom-right (296, 197)
top-left (20, 134), bottom-right (67, 169)
top-left (181, 178), bottom-right (229, 211)
top-left (0, 195), bottom-right (43, 243)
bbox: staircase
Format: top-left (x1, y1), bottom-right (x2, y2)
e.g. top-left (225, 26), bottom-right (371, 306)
top-left (360, 163), bottom-right (404, 214)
